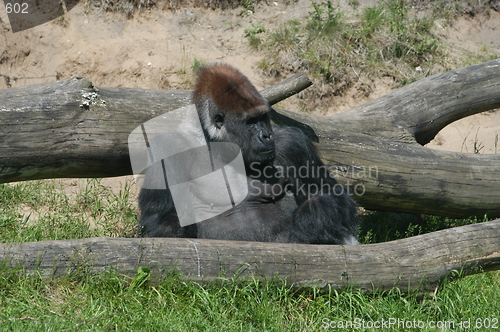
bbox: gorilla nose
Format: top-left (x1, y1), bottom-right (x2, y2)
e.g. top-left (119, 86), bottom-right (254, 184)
top-left (259, 131), bottom-right (273, 143)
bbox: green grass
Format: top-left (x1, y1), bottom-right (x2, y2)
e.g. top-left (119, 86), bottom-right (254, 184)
top-left (246, 0), bottom-right (499, 111)
top-left (0, 179), bottom-right (137, 243)
top-left (359, 212), bottom-right (491, 244)
top-left (0, 265), bottom-right (498, 330)
top-left (0, 179), bottom-right (499, 330)
top-left (192, 58), bottom-right (207, 74)
top-left (252, 0), bottom-right (444, 86)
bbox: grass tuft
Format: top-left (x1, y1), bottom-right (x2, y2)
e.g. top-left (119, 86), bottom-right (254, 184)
top-left (0, 179), bottom-right (138, 243)
top-left (245, 0), bottom-right (493, 112)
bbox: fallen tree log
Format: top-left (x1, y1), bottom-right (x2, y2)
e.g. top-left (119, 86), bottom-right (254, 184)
top-left (1, 219), bottom-right (499, 292)
top-left (0, 73), bottom-right (310, 182)
top-left (1, 59), bottom-right (500, 217)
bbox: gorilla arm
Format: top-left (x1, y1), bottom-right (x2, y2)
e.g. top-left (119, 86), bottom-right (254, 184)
top-left (196, 126), bottom-right (360, 245)
top-left (273, 126), bottom-right (360, 245)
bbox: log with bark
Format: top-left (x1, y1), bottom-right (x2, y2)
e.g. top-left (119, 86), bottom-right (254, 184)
top-left (1, 59), bottom-right (500, 217)
top-left (1, 219), bottom-right (499, 292)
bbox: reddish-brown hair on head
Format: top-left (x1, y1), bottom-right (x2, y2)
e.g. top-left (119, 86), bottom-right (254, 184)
top-left (193, 63), bottom-right (267, 114)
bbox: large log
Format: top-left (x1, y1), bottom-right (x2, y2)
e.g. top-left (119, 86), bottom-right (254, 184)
top-left (0, 73), bottom-right (310, 182)
top-left (1, 219), bottom-right (499, 292)
top-left (1, 60), bottom-right (500, 217)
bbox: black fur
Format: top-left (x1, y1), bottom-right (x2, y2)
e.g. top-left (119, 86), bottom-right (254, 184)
top-left (138, 126), bottom-right (359, 244)
top-left (138, 64), bottom-right (359, 244)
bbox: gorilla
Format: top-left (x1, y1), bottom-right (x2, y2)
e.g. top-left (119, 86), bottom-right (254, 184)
top-left (138, 63), bottom-right (359, 244)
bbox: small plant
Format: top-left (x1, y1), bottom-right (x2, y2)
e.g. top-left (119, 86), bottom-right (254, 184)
top-left (473, 128), bottom-right (485, 154)
top-left (268, 19), bottom-right (301, 48)
top-left (244, 23), bottom-right (266, 49)
top-left (348, 0), bottom-right (360, 9)
top-left (192, 58), bottom-right (206, 73)
top-left (129, 267), bottom-right (151, 290)
top-left (307, 1), bottom-right (343, 37)
top-left (55, 14), bottom-right (68, 27)
top-left (240, 0), bottom-right (255, 13)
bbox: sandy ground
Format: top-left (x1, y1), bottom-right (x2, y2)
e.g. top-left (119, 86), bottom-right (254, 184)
top-left (0, 1), bottom-right (499, 196)
top-left (428, 12), bottom-right (500, 154)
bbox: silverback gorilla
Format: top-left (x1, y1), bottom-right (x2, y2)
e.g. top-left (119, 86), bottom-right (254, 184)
top-left (138, 63), bottom-right (359, 244)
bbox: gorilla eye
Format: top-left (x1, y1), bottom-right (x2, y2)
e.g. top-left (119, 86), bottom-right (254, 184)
top-left (214, 114), bottom-right (224, 129)
top-left (246, 114), bottom-right (267, 125)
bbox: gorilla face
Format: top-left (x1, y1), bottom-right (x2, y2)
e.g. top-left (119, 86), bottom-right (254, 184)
top-left (216, 108), bottom-right (275, 168)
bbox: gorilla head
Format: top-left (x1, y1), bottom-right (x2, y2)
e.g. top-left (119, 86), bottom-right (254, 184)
top-left (192, 63), bottom-right (275, 167)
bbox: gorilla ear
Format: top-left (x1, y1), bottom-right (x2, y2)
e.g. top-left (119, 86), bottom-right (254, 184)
top-left (214, 113), bottom-right (224, 129)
